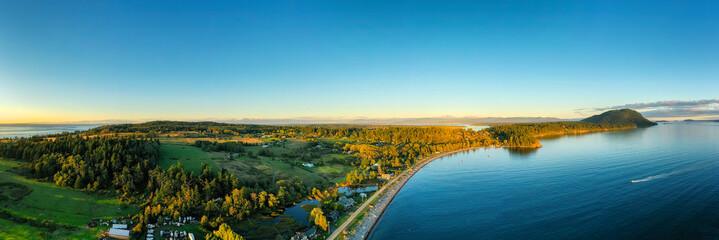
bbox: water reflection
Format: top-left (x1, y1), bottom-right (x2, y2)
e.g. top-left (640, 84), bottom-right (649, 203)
top-left (506, 147), bottom-right (538, 158)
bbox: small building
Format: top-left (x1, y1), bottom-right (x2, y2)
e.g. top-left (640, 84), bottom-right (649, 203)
top-left (379, 173), bottom-right (394, 180)
top-left (329, 210), bottom-right (340, 221)
top-left (290, 233), bottom-right (309, 240)
top-left (302, 163), bottom-right (315, 168)
top-left (111, 224), bottom-right (128, 229)
top-left (108, 228), bottom-right (130, 240)
top-left (290, 226), bottom-right (318, 240)
top-left (305, 226), bottom-right (317, 239)
top-left (338, 196), bottom-right (356, 209)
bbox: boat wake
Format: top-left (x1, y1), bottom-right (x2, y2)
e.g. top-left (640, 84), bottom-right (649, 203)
top-left (630, 162), bottom-right (719, 183)
top-left (630, 174), bottom-right (669, 183)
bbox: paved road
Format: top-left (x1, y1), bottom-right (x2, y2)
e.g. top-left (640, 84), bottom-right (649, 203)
top-left (327, 169), bottom-right (402, 240)
top-left (327, 148), bottom-right (479, 240)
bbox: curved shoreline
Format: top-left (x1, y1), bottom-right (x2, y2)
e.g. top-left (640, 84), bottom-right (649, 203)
top-left (340, 147), bottom-right (490, 240)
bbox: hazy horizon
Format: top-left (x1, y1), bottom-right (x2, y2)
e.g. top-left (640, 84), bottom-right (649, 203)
top-left (0, 112), bottom-right (715, 125)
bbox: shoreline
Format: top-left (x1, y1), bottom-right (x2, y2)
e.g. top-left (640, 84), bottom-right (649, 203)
top-left (338, 147), bottom-right (490, 240)
top-left (350, 127), bottom-right (643, 239)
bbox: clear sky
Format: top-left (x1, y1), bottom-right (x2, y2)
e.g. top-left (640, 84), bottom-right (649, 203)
top-left (1, 1), bottom-right (718, 123)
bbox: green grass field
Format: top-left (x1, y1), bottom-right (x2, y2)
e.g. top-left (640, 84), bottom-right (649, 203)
top-left (260, 157), bottom-right (326, 185)
top-left (158, 144), bottom-right (220, 173)
top-left (0, 158), bottom-right (137, 239)
top-left (313, 163), bottom-right (354, 180)
top-left (0, 157), bottom-right (21, 172)
top-left (215, 156), bottom-right (327, 187)
top-left (0, 223), bottom-right (114, 240)
top-left (0, 217), bottom-right (47, 240)
top-left (0, 173), bottom-right (137, 226)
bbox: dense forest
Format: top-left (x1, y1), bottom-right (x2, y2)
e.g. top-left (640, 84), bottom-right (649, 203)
top-left (0, 136), bottom-right (159, 194)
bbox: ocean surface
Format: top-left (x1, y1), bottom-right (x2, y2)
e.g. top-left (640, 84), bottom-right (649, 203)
top-left (0, 124), bottom-right (100, 138)
top-left (369, 122), bottom-right (719, 240)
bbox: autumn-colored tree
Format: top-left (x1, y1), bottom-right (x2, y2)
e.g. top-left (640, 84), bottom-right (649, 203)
top-left (205, 223), bottom-right (244, 240)
top-left (309, 208), bottom-right (329, 231)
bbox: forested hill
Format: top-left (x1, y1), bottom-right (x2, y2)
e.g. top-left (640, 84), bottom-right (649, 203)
top-left (487, 109), bottom-right (656, 148)
top-left (582, 109), bottom-right (657, 127)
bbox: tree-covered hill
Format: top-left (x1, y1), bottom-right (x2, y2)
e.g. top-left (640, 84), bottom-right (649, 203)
top-left (581, 109), bottom-right (657, 127)
top-left (487, 109), bottom-right (656, 147)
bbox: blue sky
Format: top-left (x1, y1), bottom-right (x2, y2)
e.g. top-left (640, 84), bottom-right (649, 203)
top-left (1, 1), bottom-right (718, 123)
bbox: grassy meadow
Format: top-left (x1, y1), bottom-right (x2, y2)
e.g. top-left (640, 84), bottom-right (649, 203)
top-left (156, 138), bottom-right (355, 188)
top-left (0, 159), bottom-right (137, 239)
top-left (158, 144), bottom-right (220, 173)
top-left (0, 157), bottom-right (21, 172)
top-left (0, 218), bottom-right (47, 240)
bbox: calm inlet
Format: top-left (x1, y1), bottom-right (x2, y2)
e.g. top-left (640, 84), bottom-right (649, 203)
top-left (368, 122), bottom-right (719, 240)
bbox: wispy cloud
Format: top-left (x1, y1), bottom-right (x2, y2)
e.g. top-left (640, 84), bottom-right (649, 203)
top-left (593, 99), bottom-right (719, 111)
top-left (579, 99), bottom-right (719, 119)
top-left (640, 109), bottom-right (719, 118)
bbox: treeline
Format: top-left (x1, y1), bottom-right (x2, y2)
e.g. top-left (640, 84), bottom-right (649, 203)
top-left (323, 127), bottom-right (498, 184)
top-left (487, 121), bottom-right (636, 147)
top-left (193, 140), bottom-right (250, 153)
top-left (0, 136), bottom-right (159, 194)
top-left (83, 121), bottom-right (280, 136)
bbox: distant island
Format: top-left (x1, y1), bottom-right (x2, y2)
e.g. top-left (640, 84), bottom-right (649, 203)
top-left (487, 109), bottom-right (656, 148)
top-left (583, 109), bottom-right (658, 127)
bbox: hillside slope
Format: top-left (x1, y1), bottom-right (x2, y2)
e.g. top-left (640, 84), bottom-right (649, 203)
top-left (582, 109), bottom-right (657, 127)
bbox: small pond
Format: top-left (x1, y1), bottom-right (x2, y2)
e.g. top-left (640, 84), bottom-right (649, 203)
top-left (259, 199), bottom-right (320, 226)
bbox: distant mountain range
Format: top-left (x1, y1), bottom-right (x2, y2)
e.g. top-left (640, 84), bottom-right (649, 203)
top-left (227, 117), bottom-right (564, 126)
top-left (24, 111), bottom-right (695, 126)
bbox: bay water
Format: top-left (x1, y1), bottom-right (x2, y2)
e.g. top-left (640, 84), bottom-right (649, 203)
top-left (369, 122), bottom-right (719, 239)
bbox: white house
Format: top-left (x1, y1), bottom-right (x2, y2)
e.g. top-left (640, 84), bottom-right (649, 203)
top-left (111, 224), bottom-right (128, 229)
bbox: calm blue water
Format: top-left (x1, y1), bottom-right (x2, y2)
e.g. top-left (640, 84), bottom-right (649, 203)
top-left (0, 124), bottom-right (99, 138)
top-left (270, 199), bottom-right (320, 226)
top-left (369, 122), bottom-right (719, 240)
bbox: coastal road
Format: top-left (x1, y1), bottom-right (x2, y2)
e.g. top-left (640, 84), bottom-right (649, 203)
top-left (327, 171), bottom-right (402, 240)
top-left (327, 148), bottom-right (476, 240)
